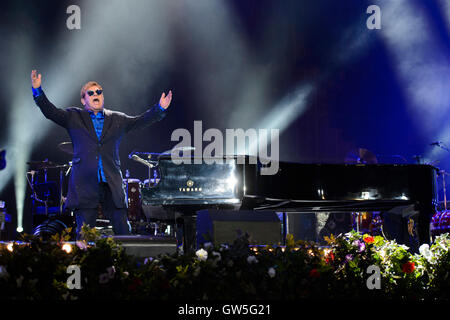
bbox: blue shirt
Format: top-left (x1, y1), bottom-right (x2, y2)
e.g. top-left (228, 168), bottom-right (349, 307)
top-left (88, 110), bottom-right (107, 183)
top-left (32, 86), bottom-right (43, 97)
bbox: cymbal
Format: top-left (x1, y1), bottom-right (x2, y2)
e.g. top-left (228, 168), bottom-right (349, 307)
top-left (58, 142), bottom-right (73, 155)
top-left (27, 160), bottom-right (69, 170)
top-left (345, 148), bottom-right (378, 164)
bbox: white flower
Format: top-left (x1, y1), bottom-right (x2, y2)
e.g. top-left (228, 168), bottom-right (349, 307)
top-left (438, 240), bottom-right (448, 251)
top-left (344, 232), bottom-right (353, 238)
top-left (16, 275), bottom-right (24, 288)
top-left (0, 266), bottom-right (9, 279)
top-left (419, 244), bottom-right (432, 261)
top-left (122, 271), bottom-right (129, 278)
top-left (268, 267), bottom-right (276, 278)
top-left (203, 242), bottom-right (213, 249)
top-left (247, 255), bottom-right (258, 264)
top-left (106, 266), bottom-right (116, 279)
top-left (196, 248), bottom-right (208, 261)
top-left (212, 251), bottom-right (221, 261)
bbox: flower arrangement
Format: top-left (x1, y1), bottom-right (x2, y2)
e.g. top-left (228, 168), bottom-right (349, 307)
top-left (0, 226), bottom-right (449, 301)
top-left (322, 231), bottom-right (446, 300)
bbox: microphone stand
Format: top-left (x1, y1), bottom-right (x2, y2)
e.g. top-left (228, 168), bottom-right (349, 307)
top-left (431, 142), bottom-right (450, 152)
top-left (438, 170), bottom-right (450, 211)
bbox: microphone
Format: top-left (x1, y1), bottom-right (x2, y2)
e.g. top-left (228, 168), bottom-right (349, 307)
top-left (129, 150), bottom-right (154, 159)
top-left (167, 146), bottom-right (195, 158)
top-left (131, 154), bottom-right (154, 168)
top-left (430, 141), bottom-right (442, 146)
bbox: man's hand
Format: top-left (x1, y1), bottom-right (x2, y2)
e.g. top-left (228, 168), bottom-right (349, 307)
top-left (159, 90), bottom-right (172, 109)
top-left (31, 70), bottom-right (42, 89)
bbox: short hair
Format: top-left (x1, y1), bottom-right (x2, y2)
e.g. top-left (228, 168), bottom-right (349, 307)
top-left (80, 81), bottom-right (103, 99)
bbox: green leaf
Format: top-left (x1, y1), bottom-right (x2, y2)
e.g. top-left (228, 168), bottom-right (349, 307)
top-left (286, 234), bottom-right (295, 248)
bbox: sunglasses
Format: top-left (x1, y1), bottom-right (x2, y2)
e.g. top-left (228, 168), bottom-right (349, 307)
top-left (86, 89), bottom-right (103, 96)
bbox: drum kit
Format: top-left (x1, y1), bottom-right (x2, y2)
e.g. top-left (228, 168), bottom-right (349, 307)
top-left (26, 156), bottom-right (72, 238)
top-left (27, 142), bottom-right (175, 238)
top-left (26, 159), bottom-right (71, 215)
top-left (431, 169), bottom-right (450, 238)
top-left (428, 142), bottom-right (450, 238)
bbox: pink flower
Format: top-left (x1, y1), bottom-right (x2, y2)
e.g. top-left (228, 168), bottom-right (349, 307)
top-left (76, 241), bottom-right (88, 250)
top-left (353, 240), bottom-right (366, 252)
top-left (99, 273), bottom-right (109, 284)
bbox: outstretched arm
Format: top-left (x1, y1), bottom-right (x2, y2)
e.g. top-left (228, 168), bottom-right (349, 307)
top-left (124, 90), bottom-right (172, 133)
top-left (31, 70), bottom-right (69, 128)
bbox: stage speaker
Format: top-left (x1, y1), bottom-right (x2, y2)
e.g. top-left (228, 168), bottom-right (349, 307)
top-left (111, 235), bottom-right (177, 258)
top-left (196, 210), bottom-right (282, 247)
top-left (285, 212), bottom-right (353, 244)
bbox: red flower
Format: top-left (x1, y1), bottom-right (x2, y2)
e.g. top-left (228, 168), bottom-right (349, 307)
top-left (363, 236), bottom-right (375, 244)
top-left (401, 261), bottom-right (415, 274)
top-left (128, 277), bottom-right (143, 292)
top-left (160, 279), bottom-right (171, 290)
top-left (325, 251), bottom-right (335, 264)
top-left (309, 269), bottom-right (320, 278)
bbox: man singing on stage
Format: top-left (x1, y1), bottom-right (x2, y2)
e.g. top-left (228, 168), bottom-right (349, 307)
top-left (30, 70), bottom-right (172, 238)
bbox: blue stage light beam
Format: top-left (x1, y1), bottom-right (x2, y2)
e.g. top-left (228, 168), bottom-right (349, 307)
top-left (378, 0), bottom-right (450, 165)
top-left (246, 84), bottom-right (315, 157)
top-left (439, 0), bottom-right (450, 32)
top-left (0, 31), bottom-right (42, 232)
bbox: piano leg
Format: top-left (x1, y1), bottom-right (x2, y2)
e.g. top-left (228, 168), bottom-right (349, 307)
top-left (417, 203), bottom-right (434, 246)
top-left (383, 204), bottom-right (432, 251)
top-left (175, 212), bottom-right (197, 254)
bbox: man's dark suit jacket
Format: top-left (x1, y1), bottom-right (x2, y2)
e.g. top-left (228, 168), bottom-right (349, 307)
top-left (33, 90), bottom-right (166, 209)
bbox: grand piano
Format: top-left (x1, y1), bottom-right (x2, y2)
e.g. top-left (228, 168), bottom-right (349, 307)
top-left (140, 155), bottom-right (438, 251)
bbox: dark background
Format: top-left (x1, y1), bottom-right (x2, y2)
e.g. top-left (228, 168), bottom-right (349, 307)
top-left (1, 0), bottom-right (449, 238)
